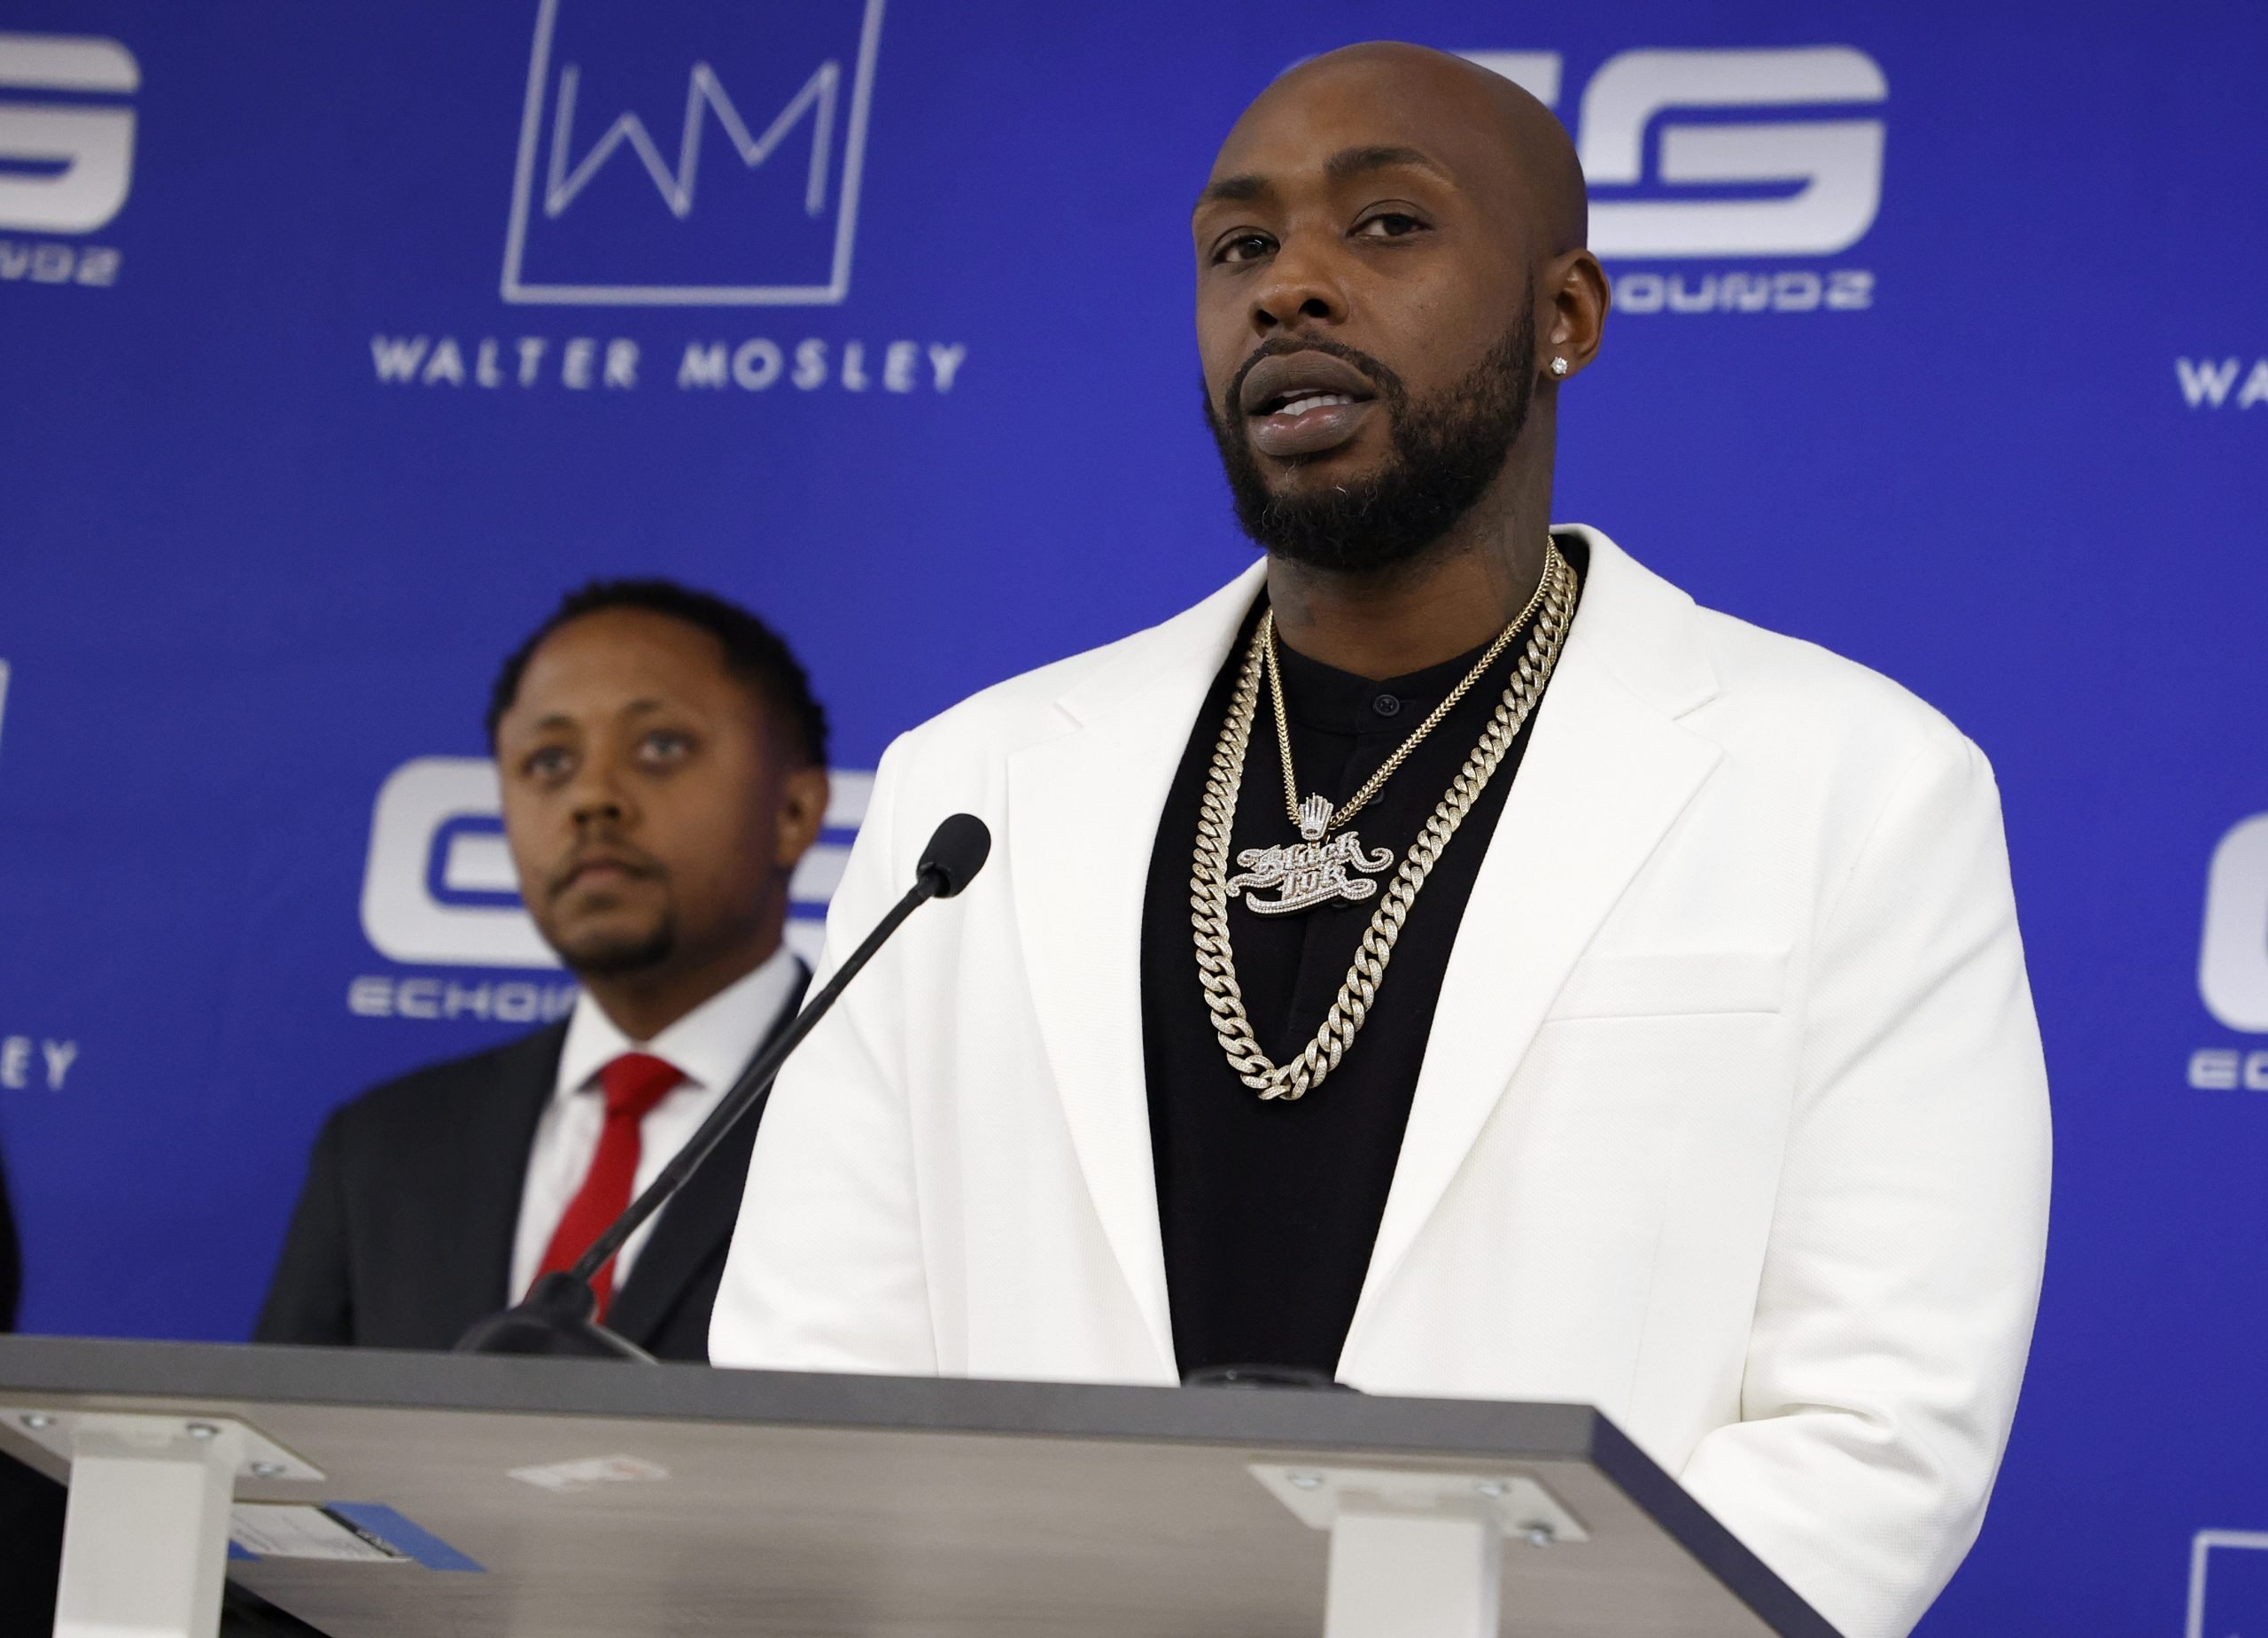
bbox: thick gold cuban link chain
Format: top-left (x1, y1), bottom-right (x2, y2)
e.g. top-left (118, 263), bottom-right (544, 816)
top-left (1188, 542), bottom-right (1577, 1101)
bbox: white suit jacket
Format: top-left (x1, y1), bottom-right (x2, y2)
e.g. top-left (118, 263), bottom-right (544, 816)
top-left (712, 527), bottom-right (2051, 1638)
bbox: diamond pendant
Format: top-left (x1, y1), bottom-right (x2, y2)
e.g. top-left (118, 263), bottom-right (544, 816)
top-left (1223, 794), bottom-right (1396, 917)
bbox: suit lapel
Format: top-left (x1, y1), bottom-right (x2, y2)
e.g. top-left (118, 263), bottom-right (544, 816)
top-left (1343, 533), bottom-right (1725, 1356)
top-left (607, 967), bottom-right (811, 1349)
top-left (455, 1022), bottom-right (565, 1321)
top-left (1006, 568), bottom-right (1265, 1373)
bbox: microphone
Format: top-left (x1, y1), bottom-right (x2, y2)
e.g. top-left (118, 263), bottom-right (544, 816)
top-left (454, 811), bottom-right (993, 1361)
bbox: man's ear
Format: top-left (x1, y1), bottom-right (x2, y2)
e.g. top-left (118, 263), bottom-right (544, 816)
top-left (774, 764), bottom-right (830, 871)
top-left (1542, 248), bottom-right (1609, 378)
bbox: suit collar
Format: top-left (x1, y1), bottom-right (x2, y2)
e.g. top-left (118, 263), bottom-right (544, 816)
top-left (455, 1021), bottom-right (571, 1321)
top-left (1549, 525), bottom-right (1720, 719)
top-left (1051, 563), bottom-right (1269, 730)
top-left (1044, 529), bottom-right (1716, 721)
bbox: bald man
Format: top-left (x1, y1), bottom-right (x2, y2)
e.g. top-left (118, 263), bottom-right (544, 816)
top-left (713, 44), bottom-right (2049, 1638)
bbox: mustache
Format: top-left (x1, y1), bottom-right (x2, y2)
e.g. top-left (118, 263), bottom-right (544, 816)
top-left (1219, 336), bottom-right (1409, 426)
top-left (548, 842), bottom-right (667, 898)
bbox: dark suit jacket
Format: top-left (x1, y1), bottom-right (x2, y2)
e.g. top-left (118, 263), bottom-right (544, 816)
top-left (0, 1141), bottom-right (19, 1331)
top-left (0, 1142), bottom-right (65, 1630)
top-left (255, 975), bottom-right (802, 1362)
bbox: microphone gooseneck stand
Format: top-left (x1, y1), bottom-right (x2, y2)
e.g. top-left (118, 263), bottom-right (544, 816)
top-left (454, 811), bottom-right (992, 1362)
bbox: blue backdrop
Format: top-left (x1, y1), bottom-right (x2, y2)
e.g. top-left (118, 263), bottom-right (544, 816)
top-left (3, 2), bottom-right (2265, 1630)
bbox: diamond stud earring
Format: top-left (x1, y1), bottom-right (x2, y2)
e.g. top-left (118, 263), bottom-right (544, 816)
top-left (1550, 357), bottom-right (1570, 377)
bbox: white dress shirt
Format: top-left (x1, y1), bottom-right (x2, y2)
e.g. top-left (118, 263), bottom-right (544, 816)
top-left (509, 946), bottom-right (802, 1302)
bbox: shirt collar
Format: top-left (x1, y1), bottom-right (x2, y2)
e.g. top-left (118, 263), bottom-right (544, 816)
top-left (1271, 620), bottom-right (1507, 734)
top-left (554, 944), bottom-right (804, 1103)
top-left (1265, 538), bottom-right (1585, 735)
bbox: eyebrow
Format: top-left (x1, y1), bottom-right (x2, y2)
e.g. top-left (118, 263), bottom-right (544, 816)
top-left (520, 697), bottom-right (670, 734)
top-left (1196, 144), bottom-right (1449, 209)
top-left (1326, 144), bottom-right (1446, 182)
top-left (1198, 173), bottom-right (1269, 206)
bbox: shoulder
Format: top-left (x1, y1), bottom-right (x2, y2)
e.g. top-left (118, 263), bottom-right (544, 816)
top-left (324, 1021), bottom-right (565, 1146)
top-left (1574, 527), bottom-right (1986, 787)
top-left (1694, 605), bottom-right (1984, 780)
top-left (874, 568), bottom-right (1260, 786)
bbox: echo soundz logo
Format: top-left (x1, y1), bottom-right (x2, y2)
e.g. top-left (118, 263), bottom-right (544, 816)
top-left (353, 756), bottom-right (867, 1019)
top-left (0, 31), bottom-right (136, 288)
top-left (1464, 46), bottom-right (1885, 315)
top-left (2191, 812), bottom-right (2268, 1091)
top-left (501, 0), bottom-right (886, 307)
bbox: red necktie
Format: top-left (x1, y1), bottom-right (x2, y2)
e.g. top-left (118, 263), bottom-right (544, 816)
top-left (534, 1052), bottom-right (684, 1317)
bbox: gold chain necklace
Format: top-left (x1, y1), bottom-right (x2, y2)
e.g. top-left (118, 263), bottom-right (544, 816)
top-left (1266, 558), bottom-right (1554, 840)
top-left (1190, 541), bottom-right (1577, 1101)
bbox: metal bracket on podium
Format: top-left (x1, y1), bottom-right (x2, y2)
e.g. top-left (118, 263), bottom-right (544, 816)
top-left (3, 1405), bottom-right (323, 1638)
top-left (1251, 1463), bottom-right (1588, 1638)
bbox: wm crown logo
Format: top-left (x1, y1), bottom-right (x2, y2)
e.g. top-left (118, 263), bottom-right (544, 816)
top-left (1464, 46), bottom-right (1887, 258)
top-left (501, 0), bottom-right (885, 307)
top-left (0, 32), bottom-right (136, 234)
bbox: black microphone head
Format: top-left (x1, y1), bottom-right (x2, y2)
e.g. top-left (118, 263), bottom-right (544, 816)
top-left (917, 812), bottom-right (991, 898)
top-left (451, 1272), bottom-right (656, 1362)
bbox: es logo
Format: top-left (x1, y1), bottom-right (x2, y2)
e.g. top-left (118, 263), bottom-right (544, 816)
top-left (361, 759), bottom-right (553, 969)
top-left (501, 0), bottom-right (886, 307)
top-left (0, 32), bottom-right (136, 232)
top-left (359, 756), bottom-right (866, 973)
top-left (0, 31), bottom-right (136, 289)
top-left (2200, 813), bottom-right (2268, 1033)
top-left (1464, 46), bottom-right (1886, 259)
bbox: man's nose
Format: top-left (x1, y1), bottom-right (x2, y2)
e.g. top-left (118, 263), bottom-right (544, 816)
top-left (1248, 235), bottom-right (1348, 337)
top-left (568, 764), bottom-right (635, 828)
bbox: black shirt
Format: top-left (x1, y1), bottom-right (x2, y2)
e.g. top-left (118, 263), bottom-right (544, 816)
top-left (1138, 540), bottom-right (1581, 1379)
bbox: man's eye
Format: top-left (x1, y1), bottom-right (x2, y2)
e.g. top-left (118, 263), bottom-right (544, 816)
top-left (1215, 232), bottom-right (1275, 265)
top-left (1356, 213), bottom-right (1426, 239)
top-left (641, 731), bottom-right (693, 762)
top-left (524, 747), bottom-right (572, 780)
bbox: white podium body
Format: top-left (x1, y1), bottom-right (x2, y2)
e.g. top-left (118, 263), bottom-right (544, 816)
top-left (0, 1336), bottom-right (1839, 1638)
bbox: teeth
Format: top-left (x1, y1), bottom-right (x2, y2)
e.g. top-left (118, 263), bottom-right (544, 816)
top-left (1273, 392), bottom-right (1354, 417)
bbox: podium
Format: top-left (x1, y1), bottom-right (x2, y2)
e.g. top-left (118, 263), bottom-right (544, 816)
top-left (0, 1334), bottom-right (1837, 1638)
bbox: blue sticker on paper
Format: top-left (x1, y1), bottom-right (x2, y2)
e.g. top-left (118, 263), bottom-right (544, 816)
top-left (229, 1502), bottom-right (482, 1570)
top-left (323, 1502), bottom-right (485, 1572)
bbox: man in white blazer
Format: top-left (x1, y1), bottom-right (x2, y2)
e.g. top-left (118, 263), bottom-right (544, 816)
top-left (713, 43), bottom-right (2050, 1638)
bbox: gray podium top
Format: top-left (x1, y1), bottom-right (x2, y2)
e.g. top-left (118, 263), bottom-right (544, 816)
top-left (0, 1335), bottom-right (1836, 1638)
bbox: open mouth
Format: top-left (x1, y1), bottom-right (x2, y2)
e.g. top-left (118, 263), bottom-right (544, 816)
top-left (1258, 389), bottom-right (1364, 418)
top-left (1237, 352), bottom-right (1383, 460)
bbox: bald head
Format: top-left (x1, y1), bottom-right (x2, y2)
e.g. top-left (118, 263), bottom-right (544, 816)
top-left (1190, 38), bottom-right (1610, 581)
top-left (1220, 43), bottom-right (1588, 256)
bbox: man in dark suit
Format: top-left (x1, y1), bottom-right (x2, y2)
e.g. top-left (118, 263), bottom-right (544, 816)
top-left (259, 579), bottom-right (829, 1361)
top-left (0, 1143), bottom-right (66, 1628)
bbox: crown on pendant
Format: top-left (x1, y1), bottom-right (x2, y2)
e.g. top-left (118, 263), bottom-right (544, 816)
top-left (1297, 793), bottom-right (1334, 842)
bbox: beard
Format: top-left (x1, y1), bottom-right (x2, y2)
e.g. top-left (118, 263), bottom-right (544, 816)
top-left (1206, 301), bottom-right (1536, 574)
top-left (550, 911), bottom-right (678, 980)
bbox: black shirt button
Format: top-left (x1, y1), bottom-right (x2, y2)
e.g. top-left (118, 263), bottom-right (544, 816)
top-left (1372, 694), bottom-right (1402, 718)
